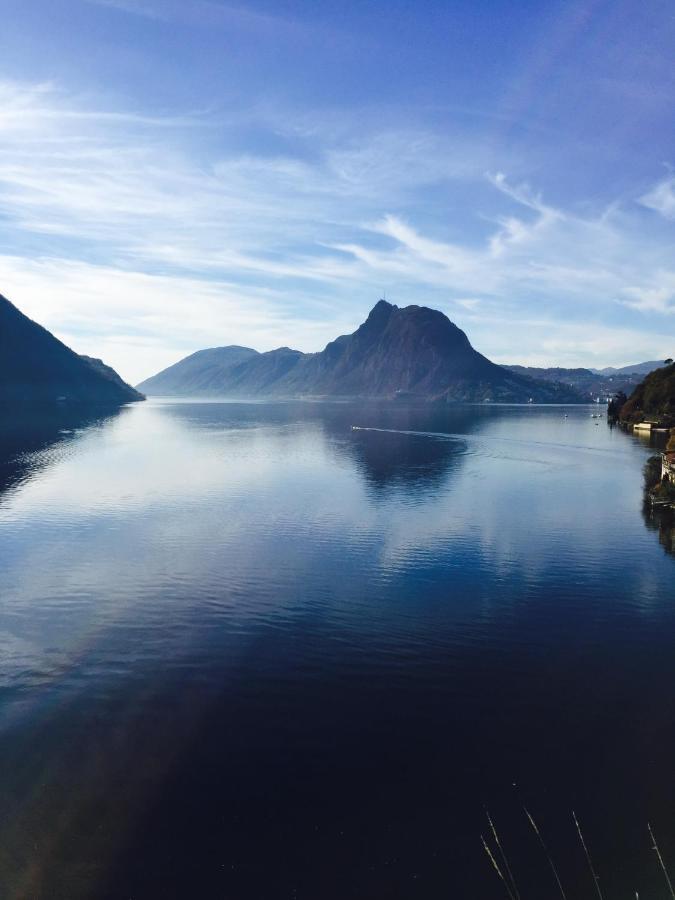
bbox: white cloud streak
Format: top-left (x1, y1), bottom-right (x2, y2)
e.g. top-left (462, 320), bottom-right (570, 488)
top-left (639, 174), bottom-right (675, 220)
top-left (1, 79), bottom-right (674, 382)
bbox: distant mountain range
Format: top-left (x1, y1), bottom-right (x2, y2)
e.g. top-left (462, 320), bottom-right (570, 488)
top-left (504, 365), bottom-right (647, 399)
top-left (590, 361), bottom-right (669, 376)
top-left (138, 300), bottom-right (584, 403)
top-left (4, 288), bottom-right (664, 409)
top-left (0, 293), bottom-right (144, 407)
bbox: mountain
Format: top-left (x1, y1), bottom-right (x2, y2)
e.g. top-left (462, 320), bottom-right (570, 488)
top-left (214, 347), bottom-right (306, 395)
top-left (591, 360), bottom-right (668, 376)
top-left (136, 345), bottom-right (258, 396)
top-left (280, 301), bottom-right (582, 401)
top-left (0, 293), bottom-right (144, 407)
top-left (620, 361), bottom-right (675, 426)
top-left (140, 300), bottom-right (584, 403)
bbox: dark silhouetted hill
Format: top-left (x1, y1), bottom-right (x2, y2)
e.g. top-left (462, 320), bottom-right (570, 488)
top-left (620, 362), bottom-right (675, 425)
top-left (0, 294), bottom-right (144, 407)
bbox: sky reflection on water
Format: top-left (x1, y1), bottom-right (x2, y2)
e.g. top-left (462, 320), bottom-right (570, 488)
top-left (0, 400), bottom-right (673, 899)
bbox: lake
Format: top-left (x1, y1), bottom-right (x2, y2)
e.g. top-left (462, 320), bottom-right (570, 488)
top-left (0, 400), bottom-right (673, 899)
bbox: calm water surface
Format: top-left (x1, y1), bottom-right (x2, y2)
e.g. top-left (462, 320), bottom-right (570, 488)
top-left (0, 400), bottom-right (673, 899)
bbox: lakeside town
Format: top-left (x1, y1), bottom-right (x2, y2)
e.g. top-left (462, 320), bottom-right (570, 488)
top-left (603, 359), bottom-right (675, 556)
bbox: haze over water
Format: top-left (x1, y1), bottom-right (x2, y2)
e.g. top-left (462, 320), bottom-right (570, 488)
top-left (0, 400), bottom-right (673, 899)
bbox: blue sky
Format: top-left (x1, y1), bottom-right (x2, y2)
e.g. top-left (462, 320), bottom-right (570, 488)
top-left (1, 0), bottom-right (674, 382)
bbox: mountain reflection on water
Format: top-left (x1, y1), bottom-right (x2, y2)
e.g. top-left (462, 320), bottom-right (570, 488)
top-left (0, 399), bottom-right (673, 900)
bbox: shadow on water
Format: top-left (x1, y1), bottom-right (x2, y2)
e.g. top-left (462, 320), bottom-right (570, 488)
top-left (643, 502), bottom-right (675, 557)
top-left (0, 405), bottom-right (124, 500)
top-left (626, 427), bottom-right (675, 559)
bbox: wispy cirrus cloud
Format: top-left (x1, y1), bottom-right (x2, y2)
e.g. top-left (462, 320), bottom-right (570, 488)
top-left (82, 0), bottom-right (165, 19)
top-left (622, 272), bottom-right (675, 314)
top-left (0, 255), bottom-right (359, 385)
top-left (82, 0), bottom-right (331, 40)
top-left (1, 78), bottom-right (675, 382)
top-left (639, 174), bottom-right (675, 220)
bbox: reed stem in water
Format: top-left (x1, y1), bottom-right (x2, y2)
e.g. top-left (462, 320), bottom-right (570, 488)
top-left (648, 822), bottom-right (675, 900)
top-left (481, 834), bottom-right (516, 900)
top-left (486, 809), bottom-right (521, 900)
top-left (524, 806), bottom-right (567, 900)
top-left (572, 810), bottom-right (604, 900)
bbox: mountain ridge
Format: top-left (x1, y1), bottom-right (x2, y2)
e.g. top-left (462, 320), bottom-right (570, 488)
top-left (136, 345), bottom-right (258, 396)
top-left (504, 364), bottom-right (645, 400)
top-left (139, 300), bottom-right (584, 404)
top-left (591, 360), bottom-right (668, 376)
top-left (0, 293), bottom-right (144, 407)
